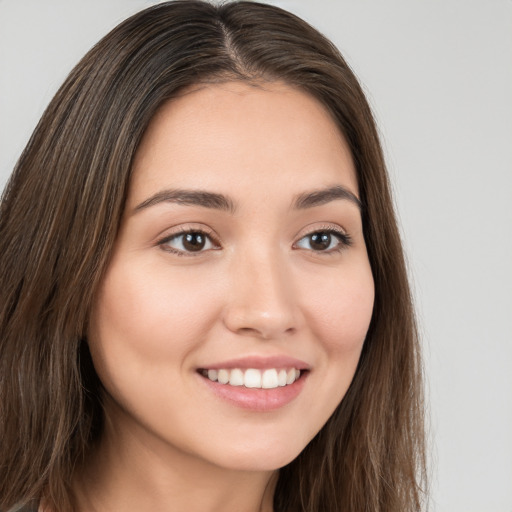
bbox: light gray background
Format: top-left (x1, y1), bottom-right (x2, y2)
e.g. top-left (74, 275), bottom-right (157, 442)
top-left (1, 1), bottom-right (511, 511)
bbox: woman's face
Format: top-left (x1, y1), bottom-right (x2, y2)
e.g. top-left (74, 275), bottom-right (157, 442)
top-left (88, 82), bottom-right (374, 472)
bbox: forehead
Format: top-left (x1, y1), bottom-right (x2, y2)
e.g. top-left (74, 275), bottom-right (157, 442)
top-left (129, 81), bottom-right (358, 207)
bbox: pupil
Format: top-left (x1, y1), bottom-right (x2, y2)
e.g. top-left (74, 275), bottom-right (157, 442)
top-left (183, 233), bottom-right (205, 251)
top-left (310, 232), bottom-right (331, 250)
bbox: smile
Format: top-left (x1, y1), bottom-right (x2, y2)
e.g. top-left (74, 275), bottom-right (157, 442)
top-left (201, 368), bottom-right (301, 389)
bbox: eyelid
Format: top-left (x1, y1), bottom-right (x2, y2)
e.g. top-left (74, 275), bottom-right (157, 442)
top-left (293, 223), bottom-right (352, 252)
top-left (294, 222), bottom-right (350, 240)
top-left (156, 224), bottom-right (221, 256)
top-left (155, 222), bottom-right (352, 257)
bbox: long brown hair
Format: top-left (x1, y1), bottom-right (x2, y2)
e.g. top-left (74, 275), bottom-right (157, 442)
top-left (0, 1), bottom-right (426, 510)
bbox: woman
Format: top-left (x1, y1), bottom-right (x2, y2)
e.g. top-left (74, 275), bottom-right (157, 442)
top-left (0, 1), bottom-right (426, 511)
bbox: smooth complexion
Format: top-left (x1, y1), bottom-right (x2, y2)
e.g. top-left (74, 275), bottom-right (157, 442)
top-left (81, 82), bottom-right (375, 512)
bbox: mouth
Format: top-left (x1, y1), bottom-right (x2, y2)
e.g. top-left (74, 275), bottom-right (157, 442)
top-left (197, 365), bottom-right (309, 411)
top-left (199, 367), bottom-right (303, 389)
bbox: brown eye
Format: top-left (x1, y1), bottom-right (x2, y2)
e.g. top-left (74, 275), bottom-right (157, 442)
top-left (160, 230), bottom-right (217, 255)
top-left (309, 232), bottom-right (333, 251)
top-left (295, 230), bottom-right (352, 252)
top-left (183, 232), bottom-right (206, 251)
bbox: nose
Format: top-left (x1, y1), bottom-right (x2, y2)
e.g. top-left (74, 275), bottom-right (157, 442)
top-left (222, 248), bottom-right (301, 340)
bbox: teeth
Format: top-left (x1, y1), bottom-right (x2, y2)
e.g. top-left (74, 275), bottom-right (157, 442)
top-left (229, 368), bottom-right (244, 386)
top-left (244, 369), bottom-right (262, 388)
top-left (262, 369), bottom-right (278, 389)
top-left (203, 368), bottom-right (302, 389)
top-left (217, 369), bottom-right (229, 384)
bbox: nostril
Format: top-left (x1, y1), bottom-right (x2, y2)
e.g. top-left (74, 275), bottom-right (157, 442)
top-left (238, 327), bottom-right (257, 335)
top-left (235, 326), bottom-right (296, 340)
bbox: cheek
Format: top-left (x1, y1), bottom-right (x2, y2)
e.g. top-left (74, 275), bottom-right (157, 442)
top-left (86, 260), bottom-right (224, 406)
top-left (304, 264), bottom-right (375, 356)
top-left (90, 260), bottom-right (221, 354)
top-left (285, 262), bottom-right (374, 447)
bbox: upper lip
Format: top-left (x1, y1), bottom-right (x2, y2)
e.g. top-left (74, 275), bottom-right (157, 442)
top-left (198, 355), bottom-right (311, 371)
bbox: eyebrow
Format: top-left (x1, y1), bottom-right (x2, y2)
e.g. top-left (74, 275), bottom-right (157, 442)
top-left (292, 185), bottom-right (362, 211)
top-left (133, 189), bottom-right (236, 214)
top-left (133, 184), bottom-right (361, 214)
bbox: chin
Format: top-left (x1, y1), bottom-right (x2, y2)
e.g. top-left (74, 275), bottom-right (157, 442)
top-left (205, 436), bottom-right (308, 473)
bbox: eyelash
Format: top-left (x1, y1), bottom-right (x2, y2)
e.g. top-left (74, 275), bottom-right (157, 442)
top-left (157, 226), bottom-right (352, 257)
top-left (294, 227), bottom-right (352, 254)
top-left (157, 227), bottom-right (220, 257)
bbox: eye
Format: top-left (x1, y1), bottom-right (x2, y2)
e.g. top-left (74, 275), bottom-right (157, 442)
top-left (158, 230), bottom-right (218, 256)
top-left (294, 229), bottom-right (352, 253)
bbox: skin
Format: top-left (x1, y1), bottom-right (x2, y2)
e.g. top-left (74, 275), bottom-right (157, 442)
top-left (79, 81), bottom-right (375, 512)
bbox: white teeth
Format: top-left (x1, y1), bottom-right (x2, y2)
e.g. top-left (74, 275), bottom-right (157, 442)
top-left (204, 367), bottom-right (302, 388)
top-left (229, 368), bottom-right (244, 386)
top-left (244, 369), bottom-right (262, 388)
top-left (262, 369), bottom-right (278, 389)
top-left (217, 369), bottom-right (229, 384)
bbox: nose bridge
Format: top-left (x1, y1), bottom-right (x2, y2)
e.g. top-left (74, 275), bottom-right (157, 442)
top-left (223, 243), bottom-right (299, 339)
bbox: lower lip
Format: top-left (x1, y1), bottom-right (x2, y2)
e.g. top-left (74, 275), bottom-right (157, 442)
top-left (198, 372), bottom-right (308, 412)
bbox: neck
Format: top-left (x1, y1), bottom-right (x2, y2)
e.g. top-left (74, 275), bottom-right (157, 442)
top-left (73, 401), bottom-right (277, 512)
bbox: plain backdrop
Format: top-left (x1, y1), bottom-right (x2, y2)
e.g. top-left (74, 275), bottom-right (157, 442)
top-left (1, 1), bottom-right (511, 511)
